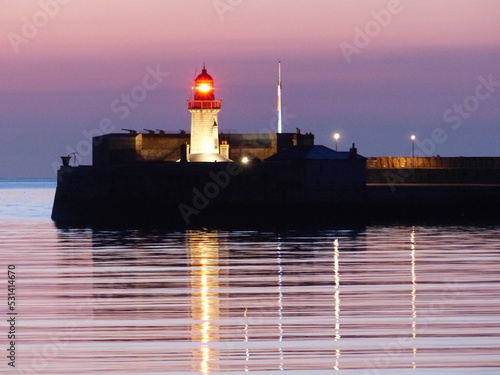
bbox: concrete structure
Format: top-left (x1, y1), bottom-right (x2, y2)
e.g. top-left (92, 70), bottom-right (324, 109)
top-left (52, 143), bottom-right (368, 227)
top-left (367, 157), bottom-right (500, 184)
top-left (93, 132), bottom-right (189, 166)
top-left (92, 130), bottom-right (314, 166)
top-left (92, 65), bottom-right (315, 166)
top-left (52, 65), bottom-right (500, 227)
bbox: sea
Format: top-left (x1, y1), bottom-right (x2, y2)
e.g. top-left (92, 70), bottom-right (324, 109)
top-left (0, 179), bottom-right (499, 374)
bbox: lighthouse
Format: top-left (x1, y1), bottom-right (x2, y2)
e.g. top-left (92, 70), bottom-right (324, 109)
top-left (188, 66), bottom-right (229, 162)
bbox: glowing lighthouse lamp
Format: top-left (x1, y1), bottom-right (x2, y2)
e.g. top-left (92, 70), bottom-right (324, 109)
top-left (196, 83), bottom-right (213, 94)
top-left (187, 66), bottom-right (230, 162)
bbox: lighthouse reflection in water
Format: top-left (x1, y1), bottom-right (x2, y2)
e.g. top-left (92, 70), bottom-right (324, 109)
top-left (185, 228), bottom-right (421, 372)
top-left (189, 231), bottom-right (222, 374)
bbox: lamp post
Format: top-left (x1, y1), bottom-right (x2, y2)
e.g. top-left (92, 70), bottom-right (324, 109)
top-left (411, 135), bottom-right (416, 168)
top-left (334, 133), bottom-right (340, 152)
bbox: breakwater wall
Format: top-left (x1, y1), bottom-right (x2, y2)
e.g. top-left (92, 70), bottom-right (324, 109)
top-left (367, 157), bottom-right (500, 184)
top-left (52, 156), bottom-right (500, 227)
top-left (52, 159), bottom-right (366, 227)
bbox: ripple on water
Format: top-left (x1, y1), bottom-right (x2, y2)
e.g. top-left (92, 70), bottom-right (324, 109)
top-left (1, 216), bottom-right (500, 373)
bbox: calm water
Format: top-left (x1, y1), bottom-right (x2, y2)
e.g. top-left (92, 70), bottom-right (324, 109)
top-left (1, 180), bottom-right (499, 374)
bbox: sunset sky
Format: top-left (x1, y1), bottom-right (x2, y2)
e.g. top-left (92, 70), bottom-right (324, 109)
top-left (1, 0), bottom-right (500, 177)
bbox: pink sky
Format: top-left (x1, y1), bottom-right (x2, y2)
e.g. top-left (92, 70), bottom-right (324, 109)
top-left (1, 0), bottom-right (500, 177)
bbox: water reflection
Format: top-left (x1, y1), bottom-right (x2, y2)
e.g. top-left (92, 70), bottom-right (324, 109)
top-left (38, 225), bottom-right (500, 373)
top-left (333, 238), bottom-right (341, 370)
top-left (275, 240), bottom-right (283, 370)
top-left (4, 184), bottom-right (500, 373)
top-left (188, 231), bottom-right (224, 374)
top-left (411, 226), bottom-right (417, 369)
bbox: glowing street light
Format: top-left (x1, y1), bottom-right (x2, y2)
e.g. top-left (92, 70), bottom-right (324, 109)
top-left (241, 156), bottom-right (249, 164)
top-left (411, 135), bottom-right (416, 167)
top-left (333, 133), bottom-right (340, 152)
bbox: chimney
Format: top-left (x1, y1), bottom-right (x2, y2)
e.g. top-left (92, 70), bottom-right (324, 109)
top-left (180, 143), bottom-right (188, 163)
top-left (349, 143), bottom-right (357, 159)
top-left (61, 156), bottom-right (71, 167)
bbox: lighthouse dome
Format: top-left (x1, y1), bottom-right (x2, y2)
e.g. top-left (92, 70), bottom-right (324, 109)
top-left (195, 68), bottom-right (213, 82)
top-left (193, 67), bottom-right (215, 100)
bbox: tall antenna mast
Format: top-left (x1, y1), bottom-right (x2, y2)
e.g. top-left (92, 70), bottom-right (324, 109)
top-left (277, 61), bottom-right (283, 134)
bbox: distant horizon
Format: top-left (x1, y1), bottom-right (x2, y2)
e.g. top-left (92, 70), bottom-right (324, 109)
top-left (1, 1), bottom-right (499, 178)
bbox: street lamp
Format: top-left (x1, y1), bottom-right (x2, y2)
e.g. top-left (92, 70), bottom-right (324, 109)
top-left (411, 135), bottom-right (416, 167)
top-left (334, 133), bottom-right (340, 151)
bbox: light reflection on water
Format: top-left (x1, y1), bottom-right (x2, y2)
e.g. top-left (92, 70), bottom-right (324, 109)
top-left (1, 222), bottom-right (500, 374)
top-left (1, 184), bottom-right (500, 374)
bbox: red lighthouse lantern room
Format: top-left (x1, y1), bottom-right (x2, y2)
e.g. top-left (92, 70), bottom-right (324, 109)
top-left (193, 67), bottom-right (215, 100)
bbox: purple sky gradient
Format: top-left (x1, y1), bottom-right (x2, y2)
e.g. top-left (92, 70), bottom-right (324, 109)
top-left (1, 0), bottom-right (500, 177)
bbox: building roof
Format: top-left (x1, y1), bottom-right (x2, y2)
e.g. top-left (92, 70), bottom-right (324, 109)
top-left (265, 145), bottom-right (365, 161)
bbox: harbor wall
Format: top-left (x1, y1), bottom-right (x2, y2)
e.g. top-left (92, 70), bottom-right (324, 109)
top-left (92, 131), bottom-right (314, 166)
top-left (367, 157), bottom-right (500, 184)
top-left (52, 158), bottom-right (366, 227)
top-left (367, 156), bottom-right (500, 169)
top-left (52, 155), bottom-right (500, 227)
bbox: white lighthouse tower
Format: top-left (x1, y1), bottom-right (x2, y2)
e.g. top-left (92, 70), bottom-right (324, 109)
top-left (188, 66), bottom-right (228, 162)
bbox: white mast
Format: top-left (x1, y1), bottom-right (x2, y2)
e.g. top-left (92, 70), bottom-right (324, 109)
top-left (277, 61), bottom-right (283, 134)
